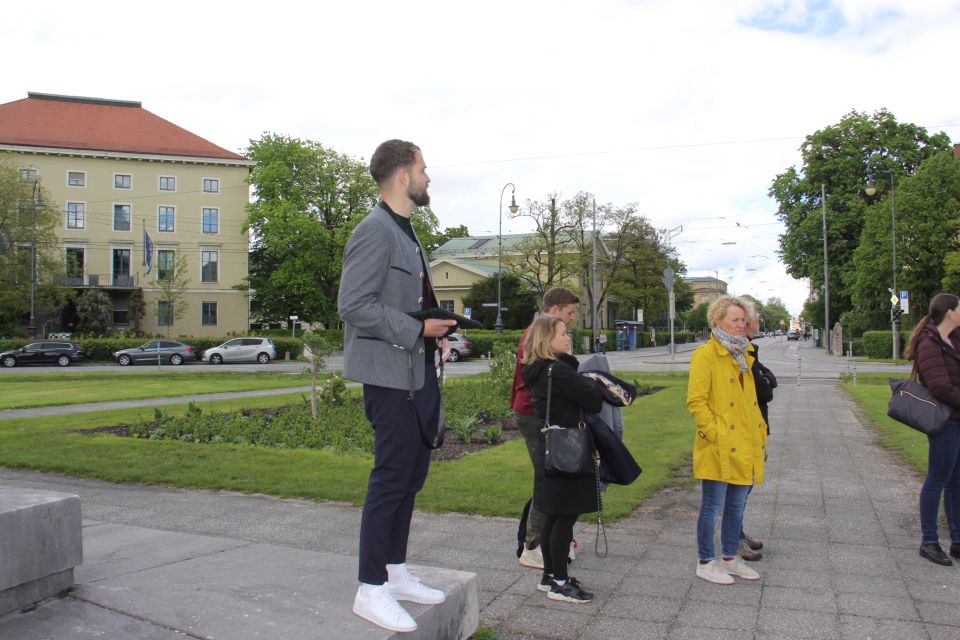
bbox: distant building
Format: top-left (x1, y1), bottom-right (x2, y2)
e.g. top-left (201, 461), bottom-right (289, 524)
top-left (0, 92), bottom-right (254, 336)
top-left (683, 276), bottom-right (728, 307)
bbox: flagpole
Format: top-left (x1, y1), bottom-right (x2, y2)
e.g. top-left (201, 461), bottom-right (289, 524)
top-left (142, 219), bottom-right (146, 267)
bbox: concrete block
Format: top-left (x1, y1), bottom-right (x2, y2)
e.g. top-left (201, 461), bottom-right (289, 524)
top-left (0, 489), bottom-right (82, 616)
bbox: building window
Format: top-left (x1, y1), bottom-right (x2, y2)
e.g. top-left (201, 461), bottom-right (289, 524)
top-left (202, 208), bottom-right (219, 234)
top-left (114, 174), bottom-right (132, 189)
top-left (201, 250), bottom-right (218, 282)
top-left (113, 309), bottom-right (129, 325)
top-left (203, 178), bottom-right (220, 193)
top-left (19, 168), bottom-right (38, 182)
top-left (158, 206), bottom-right (175, 232)
top-left (159, 176), bottom-right (176, 191)
top-left (158, 301), bottom-right (173, 326)
top-left (66, 202), bottom-right (85, 229)
top-left (65, 247), bottom-right (85, 285)
top-left (202, 301), bottom-right (218, 326)
top-left (113, 248), bottom-right (131, 286)
top-left (68, 171), bottom-right (86, 187)
top-left (440, 300), bottom-right (455, 313)
top-left (114, 204), bottom-right (131, 231)
top-left (157, 250), bottom-right (175, 281)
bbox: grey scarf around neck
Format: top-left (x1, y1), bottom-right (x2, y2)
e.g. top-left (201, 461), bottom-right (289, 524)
top-left (712, 326), bottom-right (749, 372)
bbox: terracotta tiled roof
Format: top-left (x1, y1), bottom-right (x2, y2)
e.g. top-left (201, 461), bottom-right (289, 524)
top-left (0, 93), bottom-right (246, 161)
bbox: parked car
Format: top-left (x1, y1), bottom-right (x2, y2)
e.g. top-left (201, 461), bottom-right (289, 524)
top-left (444, 333), bottom-right (473, 362)
top-left (203, 337), bottom-right (276, 364)
top-left (1, 342), bottom-right (84, 367)
top-left (787, 329), bottom-right (800, 341)
top-left (113, 340), bottom-right (196, 366)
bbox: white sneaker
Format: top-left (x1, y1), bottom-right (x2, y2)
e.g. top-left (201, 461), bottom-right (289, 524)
top-left (387, 564), bottom-right (446, 604)
top-left (721, 556), bottom-right (761, 580)
top-left (353, 584), bottom-right (417, 633)
top-left (519, 545), bottom-right (544, 569)
top-left (695, 560), bottom-right (734, 585)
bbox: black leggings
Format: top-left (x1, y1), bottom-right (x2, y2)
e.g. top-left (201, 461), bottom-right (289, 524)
top-left (540, 513), bottom-right (578, 580)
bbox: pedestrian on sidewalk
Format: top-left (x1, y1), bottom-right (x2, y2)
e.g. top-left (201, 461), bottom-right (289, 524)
top-left (511, 288), bottom-right (580, 570)
top-left (339, 140), bottom-right (451, 634)
top-left (521, 316), bottom-right (603, 603)
top-left (737, 305), bottom-right (777, 562)
top-left (905, 292), bottom-right (960, 567)
top-left (598, 332), bottom-right (607, 354)
top-left (687, 296), bottom-right (767, 585)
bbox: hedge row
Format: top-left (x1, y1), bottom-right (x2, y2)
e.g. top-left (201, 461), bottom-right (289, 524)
top-left (861, 330), bottom-right (905, 359)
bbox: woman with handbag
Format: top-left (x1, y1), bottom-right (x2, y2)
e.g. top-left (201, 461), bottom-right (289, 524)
top-left (687, 296), bottom-right (767, 584)
top-left (521, 315), bottom-right (603, 603)
top-left (905, 293), bottom-right (960, 566)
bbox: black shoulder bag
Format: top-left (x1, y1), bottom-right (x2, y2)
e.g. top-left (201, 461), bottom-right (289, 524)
top-left (542, 363), bottom-right (595, 478)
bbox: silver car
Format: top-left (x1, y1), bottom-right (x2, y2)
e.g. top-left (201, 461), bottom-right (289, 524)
top-left (203, 337), bottom-right (276, 364)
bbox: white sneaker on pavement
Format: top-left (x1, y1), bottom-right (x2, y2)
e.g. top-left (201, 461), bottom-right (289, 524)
top-left (695, 560), bottom-right (734, 585)
top-left (721, 556), bottom-right (761, 580)
top-left (353, 584), bottom-right (417, 633)
top-left (519, 545), bottom-right (544, 569)
top-left (387, 563), bottom-right (446, 604)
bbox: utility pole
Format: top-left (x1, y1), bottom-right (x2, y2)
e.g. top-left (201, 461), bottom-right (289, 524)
top-left (29, 178), bottom-right (42, 339)
top-left (591, 198), bottom-right (598, 342)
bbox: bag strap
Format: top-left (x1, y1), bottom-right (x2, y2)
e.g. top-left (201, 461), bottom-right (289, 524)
top-left (593, 453), bottom-right (607, 558)
top-left (543, 362), bottom-right (555, 429)
top-left (409, 348), bottom-right (445, 450)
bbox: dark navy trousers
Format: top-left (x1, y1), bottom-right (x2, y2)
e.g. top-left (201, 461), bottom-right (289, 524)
top-left (358, 356), bottom-right (439, 584)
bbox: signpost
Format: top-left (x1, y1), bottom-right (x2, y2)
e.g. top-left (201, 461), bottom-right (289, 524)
top-left (900, 290), bottom-right (909, 315)
top-left (290, 315), bottom-right (298, 338)
top-left (464, 307), bottom-right (472, 319)
top-left (662, 267), bottom-right (676, 356)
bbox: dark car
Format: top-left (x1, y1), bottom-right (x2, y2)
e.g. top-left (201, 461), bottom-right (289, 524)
top-left (444, 333), bottom-right (473, 362)
top-left (1, 342), bottom-right (84, 367)
top-left (113, 340), bottom-right (196, 366)
top-left (787, 329), bottom-right (800, 341)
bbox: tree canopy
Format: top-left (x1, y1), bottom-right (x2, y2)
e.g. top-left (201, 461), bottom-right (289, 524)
top-left (461, 272), bottom-right (539, 330)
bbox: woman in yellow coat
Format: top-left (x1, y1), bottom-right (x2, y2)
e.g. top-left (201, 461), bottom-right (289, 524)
top-left (687, 296), bottom-right (767, 584)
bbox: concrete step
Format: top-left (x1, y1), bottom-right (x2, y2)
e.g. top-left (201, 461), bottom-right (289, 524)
top-left (0, 522), bottom-right (478, 639)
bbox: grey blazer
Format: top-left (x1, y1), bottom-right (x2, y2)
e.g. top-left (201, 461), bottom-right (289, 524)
top-left (338, 205), bottom-right (433, 390)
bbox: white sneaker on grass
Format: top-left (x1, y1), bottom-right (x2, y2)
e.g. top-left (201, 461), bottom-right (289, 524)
top-left (519, 545), bottom-right (544, 569)
top-left (387, 563), bottom-right (446, 604)
top-left (353, 584), bottom-right (417, 633)
top-left (695, 559), bottom-right (734, 585)
top-left (721, 556), bottom-right (761, 580)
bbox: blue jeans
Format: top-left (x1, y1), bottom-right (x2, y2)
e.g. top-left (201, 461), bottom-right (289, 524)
top-left (697, 480), bottom-right (752, 561)
top-left (920, 421), bottom-right (960, 545)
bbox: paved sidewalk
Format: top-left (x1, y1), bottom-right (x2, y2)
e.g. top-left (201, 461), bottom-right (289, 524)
top-left (2, 380), bottom-right (959, 638)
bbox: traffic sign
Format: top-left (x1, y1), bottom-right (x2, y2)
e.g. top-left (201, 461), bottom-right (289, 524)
top-left (661, 266), bottom-right (675, 289)
top-left (889, 294), bottom-right (898, 306)
top-left (464, 307), bottom-right (472, 318)
top-left (900, 291), bottom-right (909, 314)
top-left (481, 303), bottom-right (498, 307)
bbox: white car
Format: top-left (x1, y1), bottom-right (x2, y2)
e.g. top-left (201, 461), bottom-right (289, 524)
top-left (203, 337), bottom-right (276, 364)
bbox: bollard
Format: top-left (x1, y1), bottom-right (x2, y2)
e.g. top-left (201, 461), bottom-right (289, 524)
top-left (285, 351), bottom-right (290, 361)
top-left (796, 356), bottom-right (802, 386)
top-left (853, 359), bottom-right (858, 385)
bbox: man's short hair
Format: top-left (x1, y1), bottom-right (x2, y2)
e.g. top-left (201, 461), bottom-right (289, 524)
top-left (542, 287), bottom-right (579, 311)
top-left (370, 140), bottom-right (420, 186)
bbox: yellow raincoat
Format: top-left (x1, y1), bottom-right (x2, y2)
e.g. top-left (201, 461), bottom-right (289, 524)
top-left (687, 337), bottom-right (767, 485)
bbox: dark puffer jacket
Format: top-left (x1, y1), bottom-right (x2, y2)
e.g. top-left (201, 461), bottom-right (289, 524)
top-left (522, 353), bottom-right (604, 516)
top-left (914, 323), bottom-right (960, 419)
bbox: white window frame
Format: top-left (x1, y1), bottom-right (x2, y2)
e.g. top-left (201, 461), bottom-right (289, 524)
top-left (113, 203), bottom-right (133, 232)
top-left (157, 300), bottom-right (173, 326)
top-left (158, 205), bottom-right (176, 232)
top-left (64, 246), bottom-right (86, 283)
top-left (202, 177), bottom-right (220, 193)
top-left (113, 173), bottom-right (132, 190)
top-left (201, 207), bottom-right (220, 234)
top-left (156, 249), bottom-right (176, 282)
top-left (201, 301), bottom-right (218, 326)
top-left (111, 246), bottom-right (133, 286)
top-left (66, 170), bottom-right (86, 187)
top-left (66, 201), bottom-right (86, 230)
top-left (158, 175), bottom-right (177, 192)
top-left (19, 168), bottom-right (38, 182)
top-left (200, 250), bottom-right (219, 283)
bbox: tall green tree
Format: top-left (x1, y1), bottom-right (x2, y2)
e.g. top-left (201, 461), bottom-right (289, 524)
top-left (509, 195), bottom-right (579, 296)
top-left (0, 159), bottom-right (71, 335)
top-left (770, 109), bottom-right (951, 327)
top-left (75, 289), bottom-right (113, 335)
top-left (245, 134), bottom-right (380, 327)
top-left (154, 252), bottom-right (190, 336)
top-left (461, 273), bottom-right (539, 330)
top-left (850, 151), bottom-right (960, 325)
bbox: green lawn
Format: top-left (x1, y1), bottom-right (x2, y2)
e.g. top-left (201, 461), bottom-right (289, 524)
top-left (0, 371), bottom-right (318, 410)
top-left (0, 372), bottom-right (695, 522)
top-left (842, 373), bottom-right (929, 473)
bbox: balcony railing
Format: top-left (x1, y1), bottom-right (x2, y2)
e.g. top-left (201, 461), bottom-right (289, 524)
top-left (61, 273), bottom-right (139, 288)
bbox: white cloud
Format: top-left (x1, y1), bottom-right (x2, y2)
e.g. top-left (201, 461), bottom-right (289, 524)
top-left (2, 0), bottom-right (957, 316)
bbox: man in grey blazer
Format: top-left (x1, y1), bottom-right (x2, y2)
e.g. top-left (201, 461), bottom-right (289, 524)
top-left (339, 139), bottom-right (456, 634)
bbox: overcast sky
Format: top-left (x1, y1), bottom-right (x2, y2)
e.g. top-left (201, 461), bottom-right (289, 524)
top-left (3, 0), bottom-right (958, 315)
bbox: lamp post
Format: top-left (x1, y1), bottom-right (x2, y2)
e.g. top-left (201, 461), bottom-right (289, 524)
top-left (29, 178), bottom-right (42, 339)
top-left (821, 184), bottom-right (830, 354)
top-left (496, 183), bottom-right (518, 334)
top-left (866, 170), bottom-right (898, 359)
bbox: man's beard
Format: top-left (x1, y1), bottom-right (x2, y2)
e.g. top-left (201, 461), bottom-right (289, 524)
top-left (408, 183), bottom-right (430, 207)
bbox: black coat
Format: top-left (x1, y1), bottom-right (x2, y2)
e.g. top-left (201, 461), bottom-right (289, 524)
top-left (749, 343), bottom-right (777, 432)
top-left (522, 353), bottom-right (604, 516)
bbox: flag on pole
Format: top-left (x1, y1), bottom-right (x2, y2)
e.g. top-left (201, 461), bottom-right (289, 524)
top-left (143, 222), bottom-right (154, 275)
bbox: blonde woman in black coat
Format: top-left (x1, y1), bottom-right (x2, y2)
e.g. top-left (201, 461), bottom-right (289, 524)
top-left (521, 316), bottom-right (603, 603)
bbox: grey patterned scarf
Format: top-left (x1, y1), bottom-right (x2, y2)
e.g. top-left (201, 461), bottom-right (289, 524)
top-left (712, 326), bottom-right (749, 372)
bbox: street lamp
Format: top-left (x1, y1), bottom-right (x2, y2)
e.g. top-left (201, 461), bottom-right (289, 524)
top-left (821, 183), bottom-right (830, 354)
top-left (29, 178), bottom-right (43, 339)
top-left (496, 183), bottom-right (518, 334)
top-left (865, 170), bottom-right (898, 359)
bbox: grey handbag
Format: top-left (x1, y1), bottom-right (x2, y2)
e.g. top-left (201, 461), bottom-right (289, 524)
top-left (888, 362), bottom-right (951, 436)
top-left (542, 363), bottom-right (595, 478)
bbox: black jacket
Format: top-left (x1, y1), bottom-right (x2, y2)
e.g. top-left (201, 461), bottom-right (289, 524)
top-left (750, 343), bottom-right (777, 433)
top-left (522, 353), bottom-right (603, 516)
